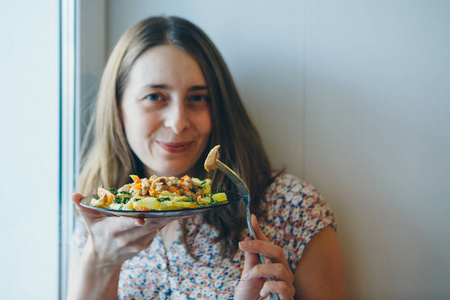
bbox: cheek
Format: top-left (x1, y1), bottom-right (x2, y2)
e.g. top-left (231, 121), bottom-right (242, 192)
top-left (123, 111), bottom-right (160, 140)
top-left (196, 111), bottom-right (212, 136)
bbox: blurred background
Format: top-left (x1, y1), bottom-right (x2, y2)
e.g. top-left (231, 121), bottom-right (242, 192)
top-left (1, 1), bottom-right (449, 299)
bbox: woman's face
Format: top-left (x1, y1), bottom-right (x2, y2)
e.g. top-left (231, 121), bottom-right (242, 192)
top-left (120, 44), bottom-right (211, 177)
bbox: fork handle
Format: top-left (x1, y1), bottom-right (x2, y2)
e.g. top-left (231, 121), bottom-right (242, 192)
top-left (215, 160), bottom-right (279, 299)
top-left (270, 293), bottom-right (280, 300)
top-left (248, 220), bottom-right (280, 300)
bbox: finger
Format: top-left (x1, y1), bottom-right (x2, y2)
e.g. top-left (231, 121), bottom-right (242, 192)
top-left (71, 193), bottom-right (85, 209)
top-left (260, 280), bottom-right (295, 300)
top-left (119, 228), bottom-right (158, 252)
top-left (72, 193), bottom-right (100, 215)
top-left (239, 236), bottom-right (260, 277)
top-left (71, 193), bottom-right (106, 223)
top-left (133, 217), bottom-right (145, 226)
top-left (115, 216), bottom-right (148, 235)
top-left (242, 262), bottom-right (293, 284)
top-left (140, 217), bottom-right (179, 230)
top-left (113, 217), bottom-right (178, 241)
top-left (250, 214), bottom-right (276, 263)
top-left (251, 214), bottom-right (270, 243)
top-left (241, 233), bottom-right (294, 283)
top-left (240, 238), bottom-right (285, 263)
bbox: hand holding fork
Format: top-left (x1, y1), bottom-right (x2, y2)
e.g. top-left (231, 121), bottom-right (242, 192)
top-left (206, 146), bottom-right (295, 300)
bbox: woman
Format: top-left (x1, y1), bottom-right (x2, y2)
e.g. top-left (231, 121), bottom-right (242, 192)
top-left (68, 16), bottom-right (346, 299)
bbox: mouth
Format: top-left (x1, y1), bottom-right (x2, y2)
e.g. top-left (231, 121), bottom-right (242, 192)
top-left (157, 141), bottom-right (193, 153)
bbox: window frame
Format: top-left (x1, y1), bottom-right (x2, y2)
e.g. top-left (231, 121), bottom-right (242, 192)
top-left (59, 0), bottom-right (78, 298)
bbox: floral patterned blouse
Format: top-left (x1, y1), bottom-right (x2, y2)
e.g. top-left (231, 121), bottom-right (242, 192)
top-left (71, 173), bottom-right (337, 299)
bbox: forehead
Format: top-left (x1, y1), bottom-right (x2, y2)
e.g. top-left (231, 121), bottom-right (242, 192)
top-left (127, 44), bottom-right (206, 86)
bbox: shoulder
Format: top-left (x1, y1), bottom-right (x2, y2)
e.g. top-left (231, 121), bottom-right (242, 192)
top-left (259, 172), bottom-right (337, 271)
top-left (266, 172), bottom-right (317, 196)
top-left (262, 172), bottom-right (329, 214)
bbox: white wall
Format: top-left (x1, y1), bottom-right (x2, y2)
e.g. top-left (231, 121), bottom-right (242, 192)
top-left (303, 1), bottom-right (450, 299)
top-left (79, 1), bottom-right (450, 299)
top-left (0, 1), bottom-right (60, 299)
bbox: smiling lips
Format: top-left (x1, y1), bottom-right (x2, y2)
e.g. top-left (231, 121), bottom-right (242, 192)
top-left (157, 141), bottom-right (193, 153)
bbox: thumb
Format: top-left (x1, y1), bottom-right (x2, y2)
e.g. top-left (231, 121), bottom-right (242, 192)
top-left (71, 193), bottom-right (106, 223)
top-left (251, 214), bottom-right (270, 242)
top-left (71, 192), bottom-right (84, 206)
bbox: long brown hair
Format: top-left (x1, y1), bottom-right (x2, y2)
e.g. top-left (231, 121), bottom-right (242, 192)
top-left (78, 16), bottom-right (275, 256)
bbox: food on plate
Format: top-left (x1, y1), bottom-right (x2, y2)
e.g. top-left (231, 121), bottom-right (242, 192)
top-left (204, 145), bottom-right (220, 171)
top-left (90, 174), bottom-right (227, 211)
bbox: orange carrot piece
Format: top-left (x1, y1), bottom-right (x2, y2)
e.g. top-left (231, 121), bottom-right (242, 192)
top-left (168, 188), bottom-right (180, 195)
top-left (98, 187), bottom-right (114, 202)
top-left (135, 206), bottom-right (150, 211)
top-left (130, 175), bottom-right (141, 183)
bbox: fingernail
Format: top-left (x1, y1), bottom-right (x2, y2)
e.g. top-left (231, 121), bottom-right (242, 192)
top-left (239, 241), bottom-right (249, 250)
top-left (251, 214), bottom-right (257, 224)
top-left (251, 214), bottom-right (260, 229)
top-left (242, 272), bottom-right (250, 280)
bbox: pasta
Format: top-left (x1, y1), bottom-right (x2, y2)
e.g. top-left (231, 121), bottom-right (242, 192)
top-left (89, 174), bottom-right (227, 211)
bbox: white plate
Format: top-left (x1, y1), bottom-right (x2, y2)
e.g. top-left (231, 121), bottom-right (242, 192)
top-left (80, 191), bottom-right (241, 218)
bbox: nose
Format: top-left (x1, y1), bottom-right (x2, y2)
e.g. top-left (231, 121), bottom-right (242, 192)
top-left (163, 101), bottom-right (190, 134)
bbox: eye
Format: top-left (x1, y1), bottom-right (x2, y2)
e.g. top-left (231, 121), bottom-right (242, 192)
top-left (190, 95), bottom-right (206, 102)
top-left (145, 93), bottom-right (163, 101)
top-left (188, 94), bottom-right (209, 107)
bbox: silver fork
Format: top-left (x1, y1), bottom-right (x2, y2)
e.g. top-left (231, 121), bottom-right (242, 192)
top-left (215, 159), bottom-right (280, 300)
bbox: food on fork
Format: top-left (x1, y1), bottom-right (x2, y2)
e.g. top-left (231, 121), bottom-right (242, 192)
top-left (90, 174), bottom-right (227, 211)
top-left (204, 145), bottom-right (220, 171)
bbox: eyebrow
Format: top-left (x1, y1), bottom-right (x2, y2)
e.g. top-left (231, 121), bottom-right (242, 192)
top-left (189, 85), bottom-right (209, 91)
top-left (140, 84), bottom-right (209, 91)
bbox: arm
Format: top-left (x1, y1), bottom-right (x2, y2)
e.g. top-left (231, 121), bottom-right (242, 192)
top-left (293, 226), bottom-right (347, 300)
top-left (67, 247), bottom-right (121, 300)
top-left (67, 193), bottom-right (177, 300)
